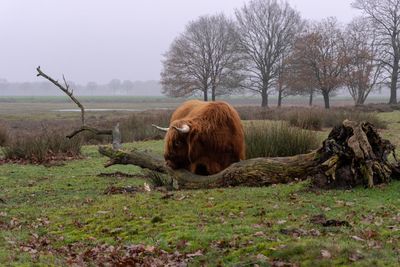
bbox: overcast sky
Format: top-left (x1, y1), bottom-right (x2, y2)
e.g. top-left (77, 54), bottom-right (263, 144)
top-left (0, 0), bottom-right (360, 84)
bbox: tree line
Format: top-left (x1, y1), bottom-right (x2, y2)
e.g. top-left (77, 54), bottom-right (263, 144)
top-left (160, 0), bottom-right (400, 108)
top-left (0, 79), bottom-right (161, 96)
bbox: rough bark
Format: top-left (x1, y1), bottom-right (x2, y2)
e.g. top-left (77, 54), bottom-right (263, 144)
top-left (261, 93), bottom-right (268, 108)
top-left (99, 120), bottom-right (398, 190)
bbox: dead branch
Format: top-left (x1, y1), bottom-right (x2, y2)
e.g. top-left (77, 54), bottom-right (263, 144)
top-left (99, 120), bottom-right (399, 190)
top-left (66, 126), bottom-right (112, 139)
top-left (36, 67), bottom-right (121, 148)
top-left (36, 66), bottom-right (86, 125)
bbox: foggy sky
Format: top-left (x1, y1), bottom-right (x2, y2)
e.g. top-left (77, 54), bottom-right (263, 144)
top-left (0, 0), bottom-right (360, 84)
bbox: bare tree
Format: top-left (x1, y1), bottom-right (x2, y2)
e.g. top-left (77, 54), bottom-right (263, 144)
top-left (290, 18), bottom-right (346, 109)
top-left (86, 81), bottom-right (98, 96)
top-left (352, 0), bottom-right (400, 104)
top-left (343, 17), bottom-right (384, 105)
top-left (235, 0), bottom-right (304, 107)
top-left (108, 79), bottom-right (121, 95)
top-left (284, 52), bottom-right (319, 106)
top-left (160, 14), bottom-right (243, 101)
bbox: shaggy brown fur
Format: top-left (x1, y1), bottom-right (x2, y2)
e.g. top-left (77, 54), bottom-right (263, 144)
top-left (164, 100), bottom-right (245, 175)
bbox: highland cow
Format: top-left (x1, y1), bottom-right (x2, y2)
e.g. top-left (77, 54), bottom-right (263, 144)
top-left (153, 100), bottom-right (245, 175)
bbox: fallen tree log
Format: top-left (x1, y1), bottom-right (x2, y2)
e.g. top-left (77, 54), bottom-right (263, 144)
top-left (99, 120), bottom-right (399, 190)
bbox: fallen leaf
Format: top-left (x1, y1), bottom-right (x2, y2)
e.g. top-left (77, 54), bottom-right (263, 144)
top-left (187, 250), bottom-right (203, 257)
top-left (96, 211), bottom-right (109, 214)
top-left (144, 183), bottom-right (151, 192)
top-left (351, 236), bottom-right (365, 242)
top-left (256, 253), bottom-right (269, 261)
top-left (254, 231), bottom-right (265, 237)
top-left (321, 249), bottom-right (331, 259)
top-left (349, 250), bottom-right (364, 262)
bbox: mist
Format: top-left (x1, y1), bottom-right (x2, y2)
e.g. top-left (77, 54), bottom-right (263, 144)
top-left (0, 0), bottom-right (358, 87)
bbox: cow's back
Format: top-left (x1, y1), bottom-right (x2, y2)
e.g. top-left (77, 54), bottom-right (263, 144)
top-left (170, 100), bottom-right (206, 122)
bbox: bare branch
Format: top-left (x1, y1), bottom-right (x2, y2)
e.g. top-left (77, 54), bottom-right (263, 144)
top-left (36, 66), bottom-right (86, 125)
top-left (66, 126), bottom-right (112, 139)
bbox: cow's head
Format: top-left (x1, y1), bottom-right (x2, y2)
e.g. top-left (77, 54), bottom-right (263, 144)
top-left (153, 120), bottom-right (192, 169)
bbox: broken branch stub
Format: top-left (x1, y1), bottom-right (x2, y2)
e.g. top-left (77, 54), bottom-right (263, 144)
top-left (99, 120), bottom-right (398, 190)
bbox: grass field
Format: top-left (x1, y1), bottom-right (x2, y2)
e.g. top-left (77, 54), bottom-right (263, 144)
top-left (0, 104), bottom-right (400, 265)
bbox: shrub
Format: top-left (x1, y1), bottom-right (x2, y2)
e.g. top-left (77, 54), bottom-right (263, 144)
top-left (286, 110), bottom-right (323, 130)
top-left (244, 121), bottom-right (320, 159)
top-left (236, 106), bottom-right (386, 130)
top-left (2, 131), bottom-right (82, 163)
top-left (120, 110), bottom-right (172, 142)
top-left (0, 125), bottom-right (8, 146)
top-left (323, 111), bottom-right (386, 129)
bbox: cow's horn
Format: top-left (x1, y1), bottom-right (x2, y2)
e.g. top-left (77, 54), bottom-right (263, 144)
top-left (173, 124), bottom-right (190, 134)
top-left (152, 124), bottom-right (169, 132)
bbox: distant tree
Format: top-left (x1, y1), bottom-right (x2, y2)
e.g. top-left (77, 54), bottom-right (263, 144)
top-left (284, 51), bottom-right (319, 106)
top-left (86, 81), bottom-right (98, 96)
top-left (290, 18), bottom-right (346, 109)
top-left (352, 0), bottom-right (400, 104)
top-left (0, 79), bottom-right (8, 96)
top-left (108, 79), bottom-right (121, 95)
top-left (235, 0), bottom-right (304, 107)
top-left (121, 80), bottom-right (134, 95)
top-left (161, 14), bottom-right (243, 101)
top-left (343, 18), bottom-right (384, 105)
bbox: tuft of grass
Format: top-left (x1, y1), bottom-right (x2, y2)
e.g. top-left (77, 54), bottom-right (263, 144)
top-left (2, 131), bottom-right (82, 163)
top-left (244, 121), bottom-right (320, 158)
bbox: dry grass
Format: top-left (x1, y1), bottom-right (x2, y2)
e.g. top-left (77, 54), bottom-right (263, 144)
top-left (244, 121), bottom-right (320, 158)
top-left (237, 106), bottom-right (386, 130)
top-left (2, 131), bottom-right (82, 163)
top-left (0, 124), bottom-right (8, 146)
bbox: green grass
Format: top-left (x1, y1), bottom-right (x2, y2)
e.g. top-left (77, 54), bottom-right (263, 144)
top-left (0, 113), bottom-right (399, 266)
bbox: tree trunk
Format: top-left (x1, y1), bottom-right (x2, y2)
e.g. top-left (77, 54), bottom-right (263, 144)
top-left (322, 91), bottom-right (330, 109)
top-left (261, 93), bottom-right (268, 107)
top-left (211, 87), bottom-right (216, 101)
top-left (389, 56), bottom-right (399, 104)
top-left (277, 89), bottom-right (283, 107)
top-left (99, 120), bottom-right (399, 190)
top-left (309, 89), bottom-right (313, 106)
top-left (203, 90), bottom-right (208, 101)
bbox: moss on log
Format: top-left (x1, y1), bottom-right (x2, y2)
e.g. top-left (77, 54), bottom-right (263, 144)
top-left (99, 120), bottom-right (399, 190)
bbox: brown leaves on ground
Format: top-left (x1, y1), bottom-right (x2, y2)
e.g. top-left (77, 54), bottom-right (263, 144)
top-left (103, 185), bottom-right (142, 195)
top-left (67, 244), bottom-right (192, 266)
top-left (310, 214), bottom-right (351, 227)
top-left (279, 228), bottom-right (321, 238)
top-left (17, 234), bottom-right (205, 267)
top-left (97, 171), bottom-right (140, 178)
